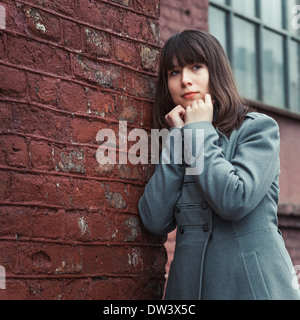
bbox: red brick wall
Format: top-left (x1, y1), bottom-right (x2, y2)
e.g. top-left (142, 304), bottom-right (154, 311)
top-left (0, 0), bottom-right (166, 299)
top-left (160, 0), bottom-right (208, 44)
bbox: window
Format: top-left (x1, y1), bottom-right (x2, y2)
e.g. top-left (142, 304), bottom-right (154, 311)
top-left (209, 0), bottom-right (300, 113)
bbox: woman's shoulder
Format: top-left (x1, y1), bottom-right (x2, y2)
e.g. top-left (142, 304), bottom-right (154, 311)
top-left (242, 112), bottom-right (279, 130)
top-left (231, 112), bottom-right (280, 142)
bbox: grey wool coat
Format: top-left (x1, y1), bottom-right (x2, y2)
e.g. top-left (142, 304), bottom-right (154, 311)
top-left (138, 112), bottom-right (300, 300)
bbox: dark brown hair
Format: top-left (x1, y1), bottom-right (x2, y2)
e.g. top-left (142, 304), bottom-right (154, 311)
top-left (153, 30), bottom-right (251, 137)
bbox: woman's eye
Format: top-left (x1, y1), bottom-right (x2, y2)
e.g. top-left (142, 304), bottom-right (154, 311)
top-left (192, 65), bottom-right (202, 71)
top-left (169, 70), bottom-right (180, 76)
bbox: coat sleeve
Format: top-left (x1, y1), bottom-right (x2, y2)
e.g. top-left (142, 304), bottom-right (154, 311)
top-left (138, 128), bottom-right (185, 235)
top-left (183, 113), bottom-right (280, 222)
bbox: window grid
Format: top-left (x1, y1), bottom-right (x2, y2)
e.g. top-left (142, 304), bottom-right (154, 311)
top-left (209, 0), bottom-right (300, 113)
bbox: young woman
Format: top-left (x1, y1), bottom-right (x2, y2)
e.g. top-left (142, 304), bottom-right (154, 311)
top-left (138, 30), bottom-right (300, 300)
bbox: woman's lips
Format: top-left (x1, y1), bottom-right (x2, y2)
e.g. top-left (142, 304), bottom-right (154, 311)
top-left (182, 92), bottom-right (199, 99)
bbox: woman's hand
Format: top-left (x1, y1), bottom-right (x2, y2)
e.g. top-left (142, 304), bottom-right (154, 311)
top-left (165, 94), bottom-right (214, 128)
top-left (184, 94), bottom-right (214, 125)
top-left (165, 105), bottom-right (186, 129)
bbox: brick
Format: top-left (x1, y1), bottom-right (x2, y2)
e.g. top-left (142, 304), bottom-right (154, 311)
top-left (0, 103), bottom-right (13, 131)
top-left (53, 145), bottom-right (85, 174)
top-left (47, 0), bottom-right (76, 16)
top-left (113, 37), bottom-right (138, 66)
top-left (30, 140), bottom-right (53, 170)
top-left (63, 277), bottom-right (122, 299)
top-left (114, 163), bottom-right (143, 181)
top-left (0, 206), bottom-right (64, 240)
top-left (111, 0), bottom-right (134, 8)
top-left (104, 183), bottom-right (128, 210)
top-left (119, 277), bottom-right (165, 300)
top-left (24, 7), bottom-right (61, 42)
top-left (0, 34), bottom-right (5, 59)
top-left (0, 135), bottom-right (29, 168)
top-left (123, 11), bottom-right (160, 44)
top-left (7, 36), bottom-right (71, 76)
top-left (78, 0), bottom-right (124, 33)
top-left (0, 241), bottom-right (19, 274)
top-left (124, 70), bottom-right (156, 99)
top-left (114, 95), bottom-right (143, 124)
top-left (140, 44), bottom-right (159, 72)
top-left (0, 171), bottom-right (11, 201)
top-left (10, 173), bottom-right (60, 204)
top-left (28, 73), bottom-right (60, 106)
top-left (0, 138), bottom-right (6, 166)
top-left (73, 55), bottom-right (124, 90)
top-left (0, 279), bottom-right (29, 300)
top-left (70, 178), bottom-right (106, 209)
top-left (59, 81), bottom-right (87, 113)
top-left (25, 279), bottom-right (65, 300)
top-left (85, 145), bottom-right (114, 178)
top-left (82, 245), bottom-right (143, 275)
top-left (63, 20), bottom-right (82, 51)
top-left (0, 206), bottom-right (31, 238)
top-left (64, 210), bottom-right (118, 241)
top-left (84, 28), bottom-right (111, 57)
top-left (136, 0), bottom-right (160, 16)
top-left (122, 10), bottom-right (144, 39)
top-left (116, 214), bottom-right (144, 242)
top-left (126, 184), bottom-right (144, 213)
top-left (5, 2), bottom-right (28, 36)
top-left (141, 101), bottom-right (153, 127)
top-left (11, 105), bottom-right (71, 142)
top-left (87, 278), bottom-right (121, 299)
top-left (25, 0), bottom-right (76, 16)
top-left (31, 208), bottom-right (65, 239)
top-left (17, 242), bottom-right (82, 275)
top-left (86, 88), bottom-right (115, 117)
top-left (69, 117), bottom-right (109, 144)
top-left (0, 65), bottom-right (27, 98)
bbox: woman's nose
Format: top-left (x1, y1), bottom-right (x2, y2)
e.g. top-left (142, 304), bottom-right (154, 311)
top-left (181, 69), bottom-right (193, 87)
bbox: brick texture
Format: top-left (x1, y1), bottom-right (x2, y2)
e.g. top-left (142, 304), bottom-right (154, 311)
top-left (0, 0), bottom-right (165, 299)
top-left (160, 0), bottom-right (208, 43)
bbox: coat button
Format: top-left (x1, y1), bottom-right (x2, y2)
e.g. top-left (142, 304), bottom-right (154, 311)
top-left (202, 224), bottom-right (209, 232)
top-left (179, 226), bottom-right (184, 234)
top-left (201, 202), bottom-right (208, 210)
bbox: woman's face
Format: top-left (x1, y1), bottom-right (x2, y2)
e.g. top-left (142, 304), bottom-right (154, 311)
top-left (167, 61), bottom-right (210, 109)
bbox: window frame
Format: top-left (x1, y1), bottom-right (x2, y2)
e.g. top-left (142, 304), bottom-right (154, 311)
top-left (209, 0), bottom-right (300, 117)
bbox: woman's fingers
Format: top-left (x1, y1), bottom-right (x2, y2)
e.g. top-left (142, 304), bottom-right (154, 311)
top-left (165, 105), bottom-right (186, 128)
top-left (185, 94), bottom-right (214, 125)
